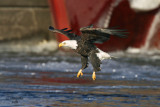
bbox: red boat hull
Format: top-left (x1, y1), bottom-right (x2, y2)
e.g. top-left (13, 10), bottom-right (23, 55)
top-left (49, 0), bottom-right (160, 51)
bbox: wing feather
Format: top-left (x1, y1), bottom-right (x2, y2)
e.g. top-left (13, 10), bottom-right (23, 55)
top-left (49, 26), bottom-right (79, 40)
top-left (61, 28), bottom-right (68, 30)
top-left (80, 27), bottom-right (128, 43)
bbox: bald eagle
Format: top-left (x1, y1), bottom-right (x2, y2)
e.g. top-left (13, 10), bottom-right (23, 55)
top-left (49, 25), bottom-right (127, 80)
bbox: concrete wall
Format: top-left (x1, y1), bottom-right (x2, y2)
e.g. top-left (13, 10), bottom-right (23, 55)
top-left (0, 0), bottom-right (58, 53)
top-left (0, 0), bottom-right (53, 41)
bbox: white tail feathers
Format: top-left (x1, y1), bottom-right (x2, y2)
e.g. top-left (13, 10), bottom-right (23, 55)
top-left (96, 48), bottom-right (111, 61)
top-left (110, 56), bottom-right (118, 59)
top-left (96, 48), bottom-right (118, 61)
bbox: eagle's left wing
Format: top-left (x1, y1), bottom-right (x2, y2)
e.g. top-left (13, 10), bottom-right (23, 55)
top-left (49, 26), bottom-right (79, 40)
top-left (80, 27), bottom-right (128, 44)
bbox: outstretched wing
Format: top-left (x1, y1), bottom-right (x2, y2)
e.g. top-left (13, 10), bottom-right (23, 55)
top-left (80, 27), bottom-right (128, 44)
top-left (49, 26), bottom-right (79, 40)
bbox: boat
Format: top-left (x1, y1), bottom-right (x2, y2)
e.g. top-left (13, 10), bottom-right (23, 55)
top-left (48, 0), bottom-right (160, 52)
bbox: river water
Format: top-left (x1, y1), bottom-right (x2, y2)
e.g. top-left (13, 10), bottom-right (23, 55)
top-left (0, 51), bottom-right (160, 107)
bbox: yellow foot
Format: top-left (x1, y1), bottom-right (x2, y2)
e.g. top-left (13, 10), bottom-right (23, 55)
top-left (77, 69), bottom-right (83, 78)
top-left (92, 72), bottom-right (96, 80)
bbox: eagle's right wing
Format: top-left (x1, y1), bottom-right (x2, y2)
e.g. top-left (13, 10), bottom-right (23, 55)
top-left (80, 26), bottom-right (128, 44)
top-left (49, 26), bottom-right (79, 40)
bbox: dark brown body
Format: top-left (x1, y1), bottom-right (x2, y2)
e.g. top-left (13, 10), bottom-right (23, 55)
top-left (76, 40), bottom-right (97, 57)
top-left (75, 40), bottom-right (101, 72)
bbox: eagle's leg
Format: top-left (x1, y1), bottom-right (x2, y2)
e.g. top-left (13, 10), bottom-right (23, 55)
top-left (89, 50), bottom-right (102, 80)
top-left (77, 69), bottom-right (83, 77)
top-left (77, 56), bottom-right (88, 78)
top-left (92, 71), bottom-right (96, 80)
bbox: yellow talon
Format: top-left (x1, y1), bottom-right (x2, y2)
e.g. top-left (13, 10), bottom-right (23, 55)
top-left (77, 69), bottom-right (83, 78)
top-left (92, 72), bottom-right (96, 80)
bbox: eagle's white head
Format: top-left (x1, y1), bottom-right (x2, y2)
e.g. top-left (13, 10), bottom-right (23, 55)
top-left (59, 40), bottom-right (78, 49)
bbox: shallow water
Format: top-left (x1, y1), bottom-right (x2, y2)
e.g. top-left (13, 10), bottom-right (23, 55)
top-left (0, 52), bottom-right (160, 107)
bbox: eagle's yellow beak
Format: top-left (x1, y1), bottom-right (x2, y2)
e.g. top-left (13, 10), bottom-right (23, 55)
top-left (59, 43), bottom-right (65, 48)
